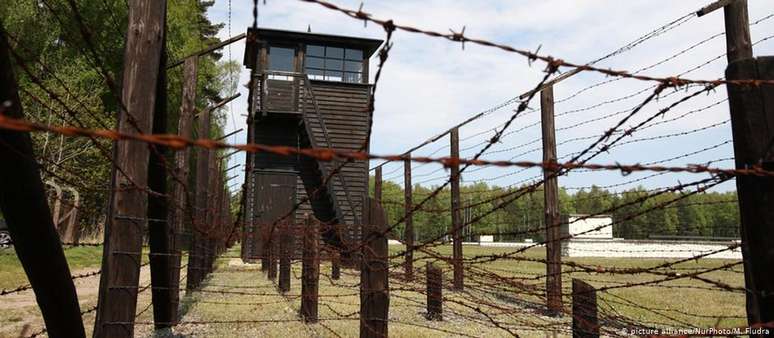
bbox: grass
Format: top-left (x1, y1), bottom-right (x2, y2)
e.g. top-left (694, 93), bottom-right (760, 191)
top-left (162, 252), bottom-right (539, 338)
top-left (154, 245), bottom-right (745, 337)
top-left (413, 245), bottom-right (746, 329)
top-left (0, 245), bottom-right (104, 289)
top-left (0, 245), bottom-right (157, 338)
top-left (0, 244), bottom-right (746, 337)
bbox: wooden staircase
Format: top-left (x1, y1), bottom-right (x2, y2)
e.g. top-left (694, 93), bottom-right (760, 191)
top-left (254, 71), bottom-right (362, 250)
top-left (297, 74), bottom-right (361, 249)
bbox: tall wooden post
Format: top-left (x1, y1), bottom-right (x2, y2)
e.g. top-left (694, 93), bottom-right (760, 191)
top-left (450, 128), bottom-right (463, 290)
top-left (727, 46), bottom-right (774, 332)
top-left (426, 263), bottom-right (443, 320)
top-left (225, 186), bottom-right (233, 248)
top-left (374, 166), bottom-right (382, 203)
top-left (168, 56), bottom-right (196, 324)
top-left (541, 86), bottom-right (563, 315)
top-left (187, 97), bottom-right (211, 290)
top-left (360, 198), bottom-right (389, 338)
top-left (218, 180), bottom-right (228, 254)
top-left (719, 0), bottom-right (774, 328)
top-left (331, 250), bottom-right (341, 280)
top-left (147, 18), bottom-right (172, 328)
top-left (94, 1), bottom-right (167, 337)
top-left (261, 227), bottom-right (270, 271)
top-left (279, 222), bottom-right (292, 293)
top-left (204, 149), bottom-right (218, 275)
top-left (0, 25), bottom-right (86, 338)
top-left (724, 0), bottom-right (753, 64)
top-left (572, 279), bottom-right (599, 338)
top-left (403, 156), bottom-right (414, 280)
top-left (301, 214), bottom-right (320, 322)
top-left (268, 226), bottom-right (279, 281)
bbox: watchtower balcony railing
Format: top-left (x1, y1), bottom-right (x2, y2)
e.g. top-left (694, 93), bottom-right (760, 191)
top-left (251, 70), bottom-right (306, 115)
top-left (250, 70), bottom-right (362, 226)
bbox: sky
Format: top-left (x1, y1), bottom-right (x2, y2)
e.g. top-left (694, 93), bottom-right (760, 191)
top-left (206, 0), bottom-right (774, 194)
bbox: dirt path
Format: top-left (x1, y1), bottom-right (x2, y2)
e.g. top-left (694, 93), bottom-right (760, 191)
top-left (0, 267), bottom-right (101, 311)
top-left (0, 265), bottom-right (152, 338)
top-left (158, 255), bottom-right (552, 338)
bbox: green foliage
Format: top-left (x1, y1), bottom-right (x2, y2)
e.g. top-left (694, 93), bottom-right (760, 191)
top-left (0, 246), bottom-right (103, 289)
top-left (1, 0), bottom-right (237, 236)
top-left (371, 177), bottom-right (740, 241)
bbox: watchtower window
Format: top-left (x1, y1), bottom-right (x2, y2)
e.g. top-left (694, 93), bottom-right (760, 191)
top-left (268, 46), bottom-right (295, 72)
top-left (305, 45), bottom-right (363, 83)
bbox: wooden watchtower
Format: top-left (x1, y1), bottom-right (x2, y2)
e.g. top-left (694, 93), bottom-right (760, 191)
top-left (241, 27), bottom-right (382, 260)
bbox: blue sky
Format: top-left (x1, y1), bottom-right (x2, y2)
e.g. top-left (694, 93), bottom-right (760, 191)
top-left (207, 0), bottom-right (774, 194)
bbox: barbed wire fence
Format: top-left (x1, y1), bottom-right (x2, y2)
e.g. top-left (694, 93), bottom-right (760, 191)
top-left (1, 0), bottom-right (774, 337)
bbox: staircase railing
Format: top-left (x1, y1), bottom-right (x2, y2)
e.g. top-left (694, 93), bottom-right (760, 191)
top-left (254, 70), bottom-right (362, 226)
top-left (299, 74), bottom-right (362, 226)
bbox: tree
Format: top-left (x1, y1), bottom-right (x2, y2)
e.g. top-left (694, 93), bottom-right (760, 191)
top-left (0, 0), bottom-right (237, 238)
top-left (367, 180), bottom-right (740, 242)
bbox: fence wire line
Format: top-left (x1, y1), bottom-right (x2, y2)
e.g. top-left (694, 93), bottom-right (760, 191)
top-left (3, 0), bottom-right (767, 336)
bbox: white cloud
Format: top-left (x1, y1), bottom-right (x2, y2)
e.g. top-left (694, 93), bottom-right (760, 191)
top-left (209, 0), bottom-right (774, 192)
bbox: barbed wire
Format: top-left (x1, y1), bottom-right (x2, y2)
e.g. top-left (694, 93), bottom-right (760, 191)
top-left (298, 0), bottom-right (774, 87)
top-left (1, 113), bottom-right (772, 180)
top-left (4, 0), bottom-right (766, 336)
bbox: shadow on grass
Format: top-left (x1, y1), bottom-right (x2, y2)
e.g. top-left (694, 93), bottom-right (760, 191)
top-left (152, 255), bottom-right (250, 337)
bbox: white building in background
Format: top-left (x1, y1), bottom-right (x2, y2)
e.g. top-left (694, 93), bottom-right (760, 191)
top-left (558, 213), bottom-right (741, 259)
top-left (407, 213), bottom-right (742, 259)
top-left (479, 235), bottom-right (494, 243)
top-left (560, 214), bottom-right (614, 240)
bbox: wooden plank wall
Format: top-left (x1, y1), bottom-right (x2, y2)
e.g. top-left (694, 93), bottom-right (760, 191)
top-left (302, 81), bottom-right (370, 240)
top-left (252, 118), bottom-right (300, 171)
top-left (249, 80), bottom-right (371, 250)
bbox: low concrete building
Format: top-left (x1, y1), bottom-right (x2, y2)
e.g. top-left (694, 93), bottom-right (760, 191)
top-left (560, 214), bottom-right (613, 240)
top-left (561, 239), bottom-right (741, 259)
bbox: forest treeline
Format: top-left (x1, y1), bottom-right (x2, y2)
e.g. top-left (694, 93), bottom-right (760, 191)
top-left (0, 1), bottom-right (238, 236)
top-left (0, 1), bottom-right (742, 244)
top-left (372, 178), bottom-right (740, 242)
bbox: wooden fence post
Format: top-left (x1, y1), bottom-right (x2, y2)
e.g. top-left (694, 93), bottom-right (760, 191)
top-left (93, 1), bottom-right (167, 336)
top-left (279, 222), bottom-right (292, 293)
top-left (724, 0), bottom-right (753, 64)
top-left (541, 86), bottom-right (563, 315)
top-left (0, 24), bottom-right (86, 338)
top-left (147, 19), bottom-right (173, 328)
top-left (374, 166), bottom-right (382, 203)
top-left (719, 0), bottom-right (774, 327)
top-left (301, 214), bottom-right (320, 323)
top-left (726, 56), bottom-right (774, 326)
top-left (187, 95), bottom-right (212, 290)
top-left (268, 225), bottom-right (279, 281)
top-left (426, 263), bottom-right (443, 320)
top-left (204, 151), bottom-right (219, 276)
top-left (403, 156), bottom-right (413, 280)
top-left (360, 198), bottom-right (389, 338)
top-left (450, 128), bottom-right (463, 290)
top-left (220, 184), bottom-right (230, 253)
top-left (331, 250), bottom-right (341, 280)
top-left (261, 224), bottom-right (270, 271)
top-left (214, 169), bottom-right (225, 258)
top-left (168, 56), bottom-right (196, 317)
top-left (572, 279), bottom-right (599, 338)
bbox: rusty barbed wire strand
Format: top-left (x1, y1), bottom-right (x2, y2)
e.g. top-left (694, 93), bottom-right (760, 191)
top-left (555, 12), bottom-right (774, 104)
top-left (3, 113), bottom-right (769, 177)
top-left (297, 0), bottom-right (774, 88)
top-left (372, 11), bottom-right (769, 175)
top-left (376, 13), bottom-right (772, 184)
top-left (6, 0), bottom-right (766, 335)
